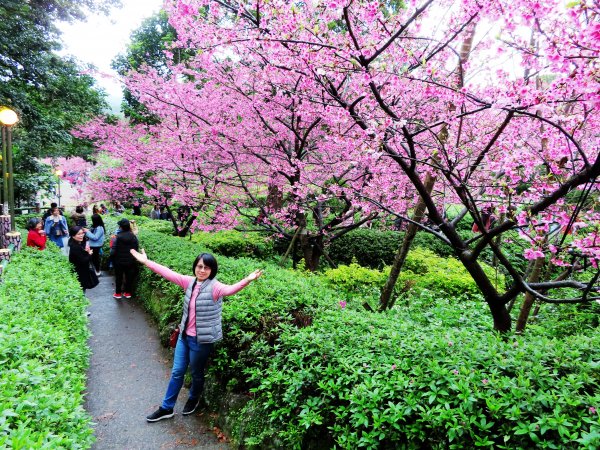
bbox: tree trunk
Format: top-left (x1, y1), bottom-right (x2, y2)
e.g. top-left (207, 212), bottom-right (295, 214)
top-left (164, 205), bottom-right (180, 235)
top-left (5, 231), bottom-right (21, 252)
top-left (489, 300), bottom-right (512, 333)
top-left (0, 215), bottom-right (9, 248)
top-left (279, 226), bottom-right (302, 266)
top-left (515, 256), bottom-right (545, 332)
top-left (379, 172), bottom-right (436, 311)
top-left (299, 232), bottom-right (323, 271)
top-left (177, 212), bottom-right (196, 237)
top-left (267, 182), bottom-right (283, 211)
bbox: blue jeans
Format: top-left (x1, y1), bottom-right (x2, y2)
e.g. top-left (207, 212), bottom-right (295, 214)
top-left (161, 334), bottom-right (214, 410)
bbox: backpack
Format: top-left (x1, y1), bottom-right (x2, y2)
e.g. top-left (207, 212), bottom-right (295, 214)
top-left (76, 216), bottom-right (87, 227)
top-left (52, 219), bottom-right (64, 236)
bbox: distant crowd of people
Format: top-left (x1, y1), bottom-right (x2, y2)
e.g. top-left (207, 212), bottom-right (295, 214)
top-left (26, 201), bottom-right (139, 296)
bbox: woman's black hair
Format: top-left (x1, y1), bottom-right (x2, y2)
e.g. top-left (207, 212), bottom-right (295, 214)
top-left (91, 213), bottom-right (105, 230)
top-left (68, 225), bottom-right (86, 248)
top-left (76, 205), bottom-right (84, 214)
top-left (69, 225), bottom-right (83, 238)
top-left (192, 252), bottom-right (218, 279)
top-left (27, 217), bottom-right (41, 230)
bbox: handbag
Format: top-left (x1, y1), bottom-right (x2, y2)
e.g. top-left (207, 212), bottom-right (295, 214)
top-left (169, 326), bottom-right (180, 348)
top-left (85, 267), bottom-right (100, 289)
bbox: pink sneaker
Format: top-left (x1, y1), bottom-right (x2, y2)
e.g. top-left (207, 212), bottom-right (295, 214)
top-left (123, 292), bottom-right (132, 299)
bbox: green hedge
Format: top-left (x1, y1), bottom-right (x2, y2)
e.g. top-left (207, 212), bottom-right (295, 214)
top-left (191, 230), bottom-right (274, 260)
top-left (323, 247), bottom-right (505, 302)
top-left (0, 246), bottom-right (93, 449)
top-left (134, 226), bottom-right (599, 449)
top-left (245, 296), bottom-right (600, 449)
top-left (327, 229), bottom-right (457, 268)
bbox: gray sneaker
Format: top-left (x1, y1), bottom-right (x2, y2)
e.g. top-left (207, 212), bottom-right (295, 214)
top-left (146, 407), bottom-right (174, 422)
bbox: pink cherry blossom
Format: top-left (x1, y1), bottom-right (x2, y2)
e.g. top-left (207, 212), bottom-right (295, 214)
top-left (74, 0), bottom-right (600, 330)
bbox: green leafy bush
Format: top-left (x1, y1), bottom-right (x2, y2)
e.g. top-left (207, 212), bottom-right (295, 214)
top-left (15, 213), bottom-right (41, 230)
top-left (0, 246), bottom-right (93, 448)
top-left (134, 223), bottom-right (598, 450)
top-left (326, 228), bottom-right (464, 269)
top-left (191, 230), bottom-right (273, 260)
top-left (322, 262), bottom-right (387, 294)
top-left (140, 218), bottom-right (173, 234)
top-left (244, 295), bottom-right (600, 449)
top-left (323, 248), bottom-right (505, 302)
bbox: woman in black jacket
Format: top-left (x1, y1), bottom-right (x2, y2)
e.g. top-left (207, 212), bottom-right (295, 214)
top-left (68, 226), bottom-right (99, 291)
top-left (111, 218), bottom-right (139, 299)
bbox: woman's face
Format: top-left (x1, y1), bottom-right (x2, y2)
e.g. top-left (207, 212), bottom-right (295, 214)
top-left (73, 229), bottom-right (85, 242)
top-left (52, 208), bottom-right (60, 217)
top-left (35, 221), bottom-right (42, 230)
top-left (194, 258), bottom-right (212, 281)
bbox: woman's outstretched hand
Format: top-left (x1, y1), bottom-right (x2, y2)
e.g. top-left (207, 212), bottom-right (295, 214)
top-left (245, 269), bottom-right (263, 282)
top-left (130, 248), bottom-right (148, 264)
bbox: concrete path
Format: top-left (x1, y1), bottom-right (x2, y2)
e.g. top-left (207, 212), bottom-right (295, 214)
top-left (85, 272), bottom-right (229, 450)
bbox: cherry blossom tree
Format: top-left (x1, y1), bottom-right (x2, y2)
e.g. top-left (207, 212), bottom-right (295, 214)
top-left (80, 0), bottom-right (599, 331)
top-left (163, 0), bottom-right (599, 332)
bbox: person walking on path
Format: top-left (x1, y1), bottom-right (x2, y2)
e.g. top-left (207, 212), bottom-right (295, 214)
top-left (111, 218), bottom-right (139, 299)
top-left (26, 218), bottom-right (47, 250)
top-left (129, 248), bottom-right (263, 422)
top-left (44, 206), bottom-right (68, 250)
top-left (68, 226), bottom-right (99, 291)
top-left (85, 213), bottom-right (105, 276)
top-left (70, 205), bottom-right (87, 227)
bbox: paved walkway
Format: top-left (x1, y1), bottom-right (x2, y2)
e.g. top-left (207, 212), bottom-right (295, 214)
top-left (85, 272), bottom-right (229, 450)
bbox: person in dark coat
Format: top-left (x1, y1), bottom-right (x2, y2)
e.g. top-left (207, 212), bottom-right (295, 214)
top-left (68, 226), bottom-right (99, 291)
top-left (132, 201), bottom-right (142, 216)
top-left (111, 218), bottom-right (139, 299)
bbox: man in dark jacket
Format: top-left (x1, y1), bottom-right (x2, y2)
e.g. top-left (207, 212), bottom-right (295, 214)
top-left (111, 218), bottom-right (139, 299)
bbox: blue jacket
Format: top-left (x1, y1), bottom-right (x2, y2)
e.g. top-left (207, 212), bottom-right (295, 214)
top-left (85, 226), bottom-right (105, 248)
top-left (44, 216), bottom-right (68, 248)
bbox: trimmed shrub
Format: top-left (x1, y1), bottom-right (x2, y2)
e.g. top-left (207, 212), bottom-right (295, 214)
top-left (244, 296), bottom-right (600, 449)
top-left (134, 223), bottom-right (598, 450)
top-left (323, 247), bottom-right (505, 302)
top-left (326, 228), bottom-right (465, 269)
top-left (0, 246), bottom-right (93, 448)
top-left (191, 230), bottom-right (273, 260)
top-left (328, 229), bottom-right (403, 268)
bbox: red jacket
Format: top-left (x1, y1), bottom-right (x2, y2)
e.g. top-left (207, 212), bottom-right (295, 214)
top-left (27, 229), bottom-right (47, 250)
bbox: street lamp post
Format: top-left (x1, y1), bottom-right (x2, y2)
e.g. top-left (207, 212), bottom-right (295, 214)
top-left (0, 106), bottom-right (20, 250)
top-left (1, 126), bottom-right (7, 215)
top-left (55, 169), bottom-right (63, 208)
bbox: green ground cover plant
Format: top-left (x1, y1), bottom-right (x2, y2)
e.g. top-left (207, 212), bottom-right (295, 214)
top-left (0, 246), bottom-right (93, 449)
top-left (323, 247), bottom-right (505, 303)
top-left (134, 225), bottom-right (599, 449)
top-left (244, 296), bottom-right (599, 449)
